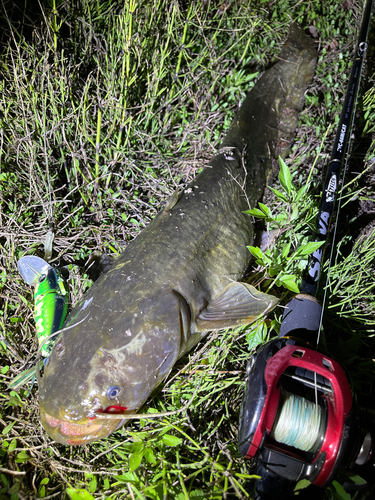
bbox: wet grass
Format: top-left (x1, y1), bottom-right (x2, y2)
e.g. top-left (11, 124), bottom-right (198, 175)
top-left (0, 0), bottom-right (374, 498)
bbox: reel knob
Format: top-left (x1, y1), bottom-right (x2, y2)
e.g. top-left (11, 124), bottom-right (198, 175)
top-left (354, 432), bottom-right (373, 466)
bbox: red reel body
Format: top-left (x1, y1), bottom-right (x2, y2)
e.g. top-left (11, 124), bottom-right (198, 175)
top-left (238, 337), bottom-right (367, 486)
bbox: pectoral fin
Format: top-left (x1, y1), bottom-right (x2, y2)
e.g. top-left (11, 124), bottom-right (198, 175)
top-left (196, 282), bottom-right (278, 331)
top-left (85, 251), bottom-right (118, 281)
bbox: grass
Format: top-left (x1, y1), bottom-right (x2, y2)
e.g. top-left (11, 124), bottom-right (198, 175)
top-left (0, 0), bottom-right (374, 498)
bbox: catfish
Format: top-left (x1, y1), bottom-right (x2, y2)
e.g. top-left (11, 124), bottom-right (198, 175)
top-left (38, 24), bottom-right (317, 445)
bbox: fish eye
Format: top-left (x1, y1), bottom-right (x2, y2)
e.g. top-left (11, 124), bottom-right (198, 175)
top-left (107, 386), bottom-right (121, 400)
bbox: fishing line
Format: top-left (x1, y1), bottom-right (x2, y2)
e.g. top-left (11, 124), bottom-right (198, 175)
top-left (95, 381), bottom-right (202, 420)
top-left (271, 390), bottom-right (323, 452)
top-left (35, 314), bottom-right (201, 421)
top-left (40, 85), bottom-right (55, 262)
top-left (35, 314), bottom-right (89, 383)
top-left (43, 136), bottom-right (55, 262)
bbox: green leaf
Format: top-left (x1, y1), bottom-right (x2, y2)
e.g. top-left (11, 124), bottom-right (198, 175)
top-left (111, 472), bottom-right (138, 485)
top-left (128, 441), bottom-right (143, 453)
top-left (295, 184), bottom-right (309, 202)
top-left (247, 321), bottom-right (268, 350)
top-left (10, 391), bottom-right (23, 402)
top-left (247, 246), bottom-right (263, 264)
top-left (294, 241), bottom-right (324, 258)
top-left (268, 186), bottom-right (289, 202)
top-left (290, 204), bottom-right (299, 221)
top-left (144, 447), bottom-right (157, 465)
top-left (331, 481), bottom-right (351, 500)
top-left (281, 242), bottom-right (291, 259)
top-left (18, 294), bottom-right (31, 307)
top-left (161, 434), bottom-right (182, 447)
top-left (294, 479), bottom-right (310, 492)
top-left (2, 421), bottom-right (16, 435)
top-left (190, 490), bottom-right (206, 498)
top-left (269, 265), bottom-right (282, 277)
top-left (15, 450), bottom-right (31, 463)
top-left (88, 476), bottom-right (97, 493)
top-left (258, 202), bottom-right (272, 218)
top-left (129, 451), bottom-right (143, 471)
top-left (274, 213), bottom-right (288, 223)
top-left (66, 488), bottom-right (95, 500)
top-left (278, 156), bottom-right (292, 196)
top-left (6, 392), bottom-right (23, 409)
top-left (243, 208), bottom-right (268, 219)
top-left (10, 317), bottom-right (22, 323)
top-left (8, 482), bottom-right (20, 495)
top-left (8, 438), bottom-right (17, 452)
top-left (262, 249), bottom-right (273, 266)
top-left (278, 275), bottom-right (300, 293)
top-left (346, 473), bottom-right (367, 485)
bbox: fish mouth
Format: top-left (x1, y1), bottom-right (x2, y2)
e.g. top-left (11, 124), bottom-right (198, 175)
top-left (40, 409), bottom-right (124, 446)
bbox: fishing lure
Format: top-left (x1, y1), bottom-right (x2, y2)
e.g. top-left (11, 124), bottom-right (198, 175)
top-left (9, 256), bottom-right (69, 390)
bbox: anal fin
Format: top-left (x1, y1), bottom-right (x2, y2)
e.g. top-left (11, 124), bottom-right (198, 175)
top-left (162, 189), bottom-right (180, 213)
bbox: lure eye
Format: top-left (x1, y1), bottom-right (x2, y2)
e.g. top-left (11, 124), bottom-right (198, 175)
top-left (38, 274), bottom-right (47, 283)
top-left (107, 386), bottom-right (121, 400)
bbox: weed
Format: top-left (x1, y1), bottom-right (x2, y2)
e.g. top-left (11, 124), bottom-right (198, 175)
top-left (0, 0), bottom-right (374, 499)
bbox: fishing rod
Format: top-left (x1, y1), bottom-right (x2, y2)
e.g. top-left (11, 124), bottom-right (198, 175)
top-left (238, 1), bottom-right (374, 498)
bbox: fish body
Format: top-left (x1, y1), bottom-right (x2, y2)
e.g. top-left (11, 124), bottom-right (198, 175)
top-left (38, 24), bottom-right (316, 445)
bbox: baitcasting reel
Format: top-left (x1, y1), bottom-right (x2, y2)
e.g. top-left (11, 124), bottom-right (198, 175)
top-left (238, 3), bottom-right (374, 493)
top-left (238, 295), bottom-right (374, 493)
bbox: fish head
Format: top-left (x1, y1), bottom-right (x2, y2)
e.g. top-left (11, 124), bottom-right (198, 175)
top-left (38, 337), bottom-right (134, 445)
top-left (38, 288), bottom-right (184, 445)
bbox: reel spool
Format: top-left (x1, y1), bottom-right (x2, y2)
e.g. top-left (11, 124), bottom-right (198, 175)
top-left (238, 337), bottom-right (373, 486)
top-left (270, 390), bottom-right (325, 454)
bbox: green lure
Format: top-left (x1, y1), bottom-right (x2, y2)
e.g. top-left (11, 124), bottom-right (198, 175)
top-left (9, 256), bottom-right (69, 390)
top-left (33, 266), bottom-right (69, 357)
